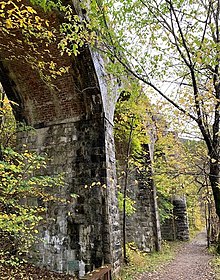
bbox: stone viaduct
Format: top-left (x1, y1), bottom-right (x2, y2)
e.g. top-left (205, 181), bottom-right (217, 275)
top-left (0, 0), bottom-right (187, 277)
top-left (0, 1), bottom-right (122, 274)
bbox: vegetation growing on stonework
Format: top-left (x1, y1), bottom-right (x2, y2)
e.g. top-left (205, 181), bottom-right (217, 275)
top-left (0, 0), bottom-right (96, 85)
top-left (0, 91), bottom-right (65, 266)
top-left (114, 81), bottom-right (154, 262)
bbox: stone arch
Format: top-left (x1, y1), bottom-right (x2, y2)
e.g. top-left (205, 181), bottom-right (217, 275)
top-left (0, 4), bottom-right (121, 276)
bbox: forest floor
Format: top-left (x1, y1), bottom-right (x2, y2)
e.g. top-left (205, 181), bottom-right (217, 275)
top-left (0, 263), bottom-right (76, 280)
top-left (0, 262), bottom-right (77, 280)
top-left (134, 231), bottom-right (216, 280)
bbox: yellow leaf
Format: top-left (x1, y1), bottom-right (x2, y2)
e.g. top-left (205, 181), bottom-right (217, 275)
top-left (5, 18), bottom-right (13, 28)
top-left (26, 6), bottom-right (36, 14)
top-left (50, 61), bottom-right (56, 70)
top-left (1, 2), bottom-right (6, 9)
top-left (47, 31), bottom-right (53, 38)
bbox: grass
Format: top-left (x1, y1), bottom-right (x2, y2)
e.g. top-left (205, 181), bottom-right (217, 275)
top-left (114, 240), bottom-right (184, 280)
top-left (211, 256), bottom-right (220, 280)
top-left (209, 245), bottom-right (220, 280)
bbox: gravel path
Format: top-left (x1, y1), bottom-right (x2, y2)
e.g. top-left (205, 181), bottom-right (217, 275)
top-left (136, 231), bottom-right (216, 280)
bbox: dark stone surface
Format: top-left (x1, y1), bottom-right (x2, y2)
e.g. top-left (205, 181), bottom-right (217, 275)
top-left (17, 116), bottom-right (121, 275)
top-left (161, 196), bottom-right (190, 241)
top-left (117, 146), bottom-right (161, 253)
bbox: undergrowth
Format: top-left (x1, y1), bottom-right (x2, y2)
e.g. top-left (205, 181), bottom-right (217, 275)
top-left (210, 246), bottom-right (220, 280)
top-left (212, 256), bottom-right (220, 280)
top-left (114, 240), bottom-right (183, 280)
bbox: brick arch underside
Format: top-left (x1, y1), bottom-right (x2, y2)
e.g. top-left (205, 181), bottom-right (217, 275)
top-left (0, 0), bottom-right (104, 125)
top-left (0, 48), bottom-right (103, 127)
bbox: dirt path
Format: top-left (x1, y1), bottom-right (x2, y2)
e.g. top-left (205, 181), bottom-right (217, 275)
top-left (136, 231), bottom-right (216, 280)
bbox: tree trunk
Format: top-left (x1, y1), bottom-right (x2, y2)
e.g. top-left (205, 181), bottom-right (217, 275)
top-left (209, 159), bottom-right (220, 252)
top-left (122, 117), bottom-right (134, 264)
top-left (209, 161), bottom-right (220, 218)
top-left (0, 90), bottom-right (4, 161)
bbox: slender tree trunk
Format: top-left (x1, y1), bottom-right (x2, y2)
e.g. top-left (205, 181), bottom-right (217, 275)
top-left (207, 202), bottom-right (211, 247)
top-left (209, 161), bottom-right (220, 218)
top-left (209, 157), bottom-right (220, 252)
top-left (151, 179), bottom-right (161, 251)
top-left (144, 145), bottom-right (161, 251)
top-left (123, 117), bottom-right (134, 264)
top-left (123, 159), bottom-right (129, 264)
top-left (0, 90), bottom-right (5, 161)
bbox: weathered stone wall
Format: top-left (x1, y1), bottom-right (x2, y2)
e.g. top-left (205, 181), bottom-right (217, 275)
top-left (161, 196), bottom-right (190, 241)
top-left (173, 197), bottom-right (190, 241)
top-left (16, 115), bottom-right (121, 275)
top-left (161, 215), bottom-right (176, 241)
top-left (125, 171), bottom-right (159, 252)
top-left (117, 146), bottom-right (161, 253)
top-left (104, 118), bottom-right (122, 270)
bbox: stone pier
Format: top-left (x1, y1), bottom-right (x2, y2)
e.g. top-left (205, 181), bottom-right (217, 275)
top-left (161, 196), bottom-right (190, 241)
